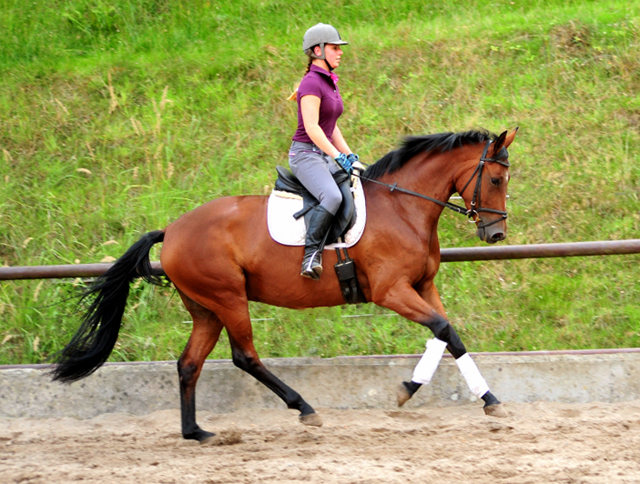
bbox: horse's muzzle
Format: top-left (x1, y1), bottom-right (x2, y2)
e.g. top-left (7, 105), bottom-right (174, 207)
top-left (476, 220), bottom-right (507, 244)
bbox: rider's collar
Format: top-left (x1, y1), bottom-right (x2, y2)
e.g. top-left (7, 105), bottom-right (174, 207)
top-left (309, 64), bottom-right (333, 77)
top-left (309, 64), bottom-right (339, 86)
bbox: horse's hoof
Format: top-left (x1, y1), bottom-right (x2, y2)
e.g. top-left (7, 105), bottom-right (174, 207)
top-left (397, 381), bottom-right (422, 407)
top-left (201, 429), bottom-right (243, 446)
top-left (397, 383), bottom-right (412, 407)
top-left (200, 434), bottom-right (219, 445)
top-left (484, 403), bottom-right (508, 418)
top-left (299, 412), bottom-right (323, 427)
top-left (184, 428), bottom-right (215, 443)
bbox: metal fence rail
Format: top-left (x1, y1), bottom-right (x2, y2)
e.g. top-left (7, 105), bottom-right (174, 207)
top-left (1, 239), bottom-right (639, 281)
top-left (439, 239), bottom-right (640, 262)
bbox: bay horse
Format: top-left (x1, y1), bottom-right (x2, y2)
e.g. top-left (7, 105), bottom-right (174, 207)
top-left (52, 128), bottom-right (518, 442)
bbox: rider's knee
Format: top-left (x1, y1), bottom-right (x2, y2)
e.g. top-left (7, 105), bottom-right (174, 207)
top-left (319, 187), bottom-right (342, 215)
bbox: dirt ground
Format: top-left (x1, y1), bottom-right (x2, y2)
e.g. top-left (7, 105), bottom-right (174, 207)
top-left (2, 400), bottom-right (640, 484)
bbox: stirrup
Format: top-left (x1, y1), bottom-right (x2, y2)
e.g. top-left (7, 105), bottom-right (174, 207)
top-left (301, 267), bottom-right (321, 280)
top-left (301, 251), bottom-right (323, 280)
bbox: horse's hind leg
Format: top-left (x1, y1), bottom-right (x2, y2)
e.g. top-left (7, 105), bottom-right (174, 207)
top-left (210, 295), bottom-right (321, 426)
top-left (177, 291), bottom-right (224, 442)
top-left (227, 332), bottom-right (322, 427)
top-left (178, 268), bottom-right (320, 426)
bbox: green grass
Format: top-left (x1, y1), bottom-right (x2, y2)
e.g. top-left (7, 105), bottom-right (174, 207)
top-left (1, 0), bottom-right (639, 364)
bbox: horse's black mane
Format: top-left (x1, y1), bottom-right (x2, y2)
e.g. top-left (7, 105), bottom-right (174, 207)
top-left (362, 129), bottom-right (498, 181)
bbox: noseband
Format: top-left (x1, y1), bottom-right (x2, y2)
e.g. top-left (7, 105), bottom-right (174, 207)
top-left (356, 140), bottom-right (510, 228)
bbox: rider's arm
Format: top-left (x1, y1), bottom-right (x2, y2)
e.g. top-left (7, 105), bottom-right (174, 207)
top-left (331, 125), bottom-right (352, 156)
top-left (300, 95), bottom-right (341, 158)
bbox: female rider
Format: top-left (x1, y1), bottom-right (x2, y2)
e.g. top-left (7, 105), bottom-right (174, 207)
top-left (289, 23), bottom-right (359, 280)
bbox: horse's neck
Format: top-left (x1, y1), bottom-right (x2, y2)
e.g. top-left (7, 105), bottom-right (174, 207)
top-left (393, 150), bottom-right (459, 206)
top-left (367, 149), bottom-right (471, 239)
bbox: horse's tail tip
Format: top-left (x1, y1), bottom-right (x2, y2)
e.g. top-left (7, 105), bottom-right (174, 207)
top-left (47, 365), bottom-right (72, 384)
top-left (48, 364), bottom-right (97, 384)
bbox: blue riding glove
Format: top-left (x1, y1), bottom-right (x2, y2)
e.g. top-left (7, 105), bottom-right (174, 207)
top-left (334, 153), bottom-right (353, 174)
top-left (347, 153), bottom-right (366, 174)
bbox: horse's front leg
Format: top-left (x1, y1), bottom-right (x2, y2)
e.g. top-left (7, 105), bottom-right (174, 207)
top-left (373, 280), bottom-right (506, 417)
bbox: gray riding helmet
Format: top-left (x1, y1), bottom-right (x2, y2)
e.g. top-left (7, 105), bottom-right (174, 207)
top-left (302, 23), bottom-right (349, 60)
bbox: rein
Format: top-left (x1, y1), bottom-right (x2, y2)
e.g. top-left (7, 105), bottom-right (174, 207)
top-left (355, 140), bottom-right (510, 229)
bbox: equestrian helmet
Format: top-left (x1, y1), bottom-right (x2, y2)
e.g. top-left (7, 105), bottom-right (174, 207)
top-left (302, 23), bottom-right (348, 60)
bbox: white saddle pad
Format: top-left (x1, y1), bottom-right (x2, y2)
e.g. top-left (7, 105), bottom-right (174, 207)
top-left (267, 176), bottom-right (366, 249)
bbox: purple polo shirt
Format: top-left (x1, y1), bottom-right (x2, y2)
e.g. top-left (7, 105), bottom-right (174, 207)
top-left (292, 64), bottom-right (344, 145)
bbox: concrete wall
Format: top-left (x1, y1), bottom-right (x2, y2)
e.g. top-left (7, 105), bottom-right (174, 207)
top-left (2, 350), bottom-right (640, 418)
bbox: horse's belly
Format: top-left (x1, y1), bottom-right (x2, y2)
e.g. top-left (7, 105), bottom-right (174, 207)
top-left (245, 268), bottom-right (346, 310)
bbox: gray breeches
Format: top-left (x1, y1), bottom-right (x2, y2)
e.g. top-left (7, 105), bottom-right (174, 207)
top-left (288, 141), bottom-right (343, 215)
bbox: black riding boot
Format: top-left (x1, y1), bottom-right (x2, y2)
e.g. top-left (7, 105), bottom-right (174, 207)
top-left (301, 205), bottom-right (334, 280)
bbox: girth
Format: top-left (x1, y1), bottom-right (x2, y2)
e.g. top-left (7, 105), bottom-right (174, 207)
top-left (274, 166), bottom-right (356, 246)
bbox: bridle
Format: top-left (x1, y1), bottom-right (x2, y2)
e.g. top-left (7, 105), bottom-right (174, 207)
top-left (355, 139), bottom-right (510, 229)
top-left (456, 140), bottom-right (510, 229)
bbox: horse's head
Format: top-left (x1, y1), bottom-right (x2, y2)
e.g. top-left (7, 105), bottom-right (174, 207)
top-left (456, 128), bottom-right (518, 244)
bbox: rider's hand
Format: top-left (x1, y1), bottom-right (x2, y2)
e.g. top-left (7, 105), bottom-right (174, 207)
top-left (334, 153), bottom-right (353, 174)
top-left (347, 154), bottom-right (365, 175)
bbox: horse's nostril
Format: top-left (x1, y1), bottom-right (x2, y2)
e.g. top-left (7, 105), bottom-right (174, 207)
top-left (491, 233), bottom-right (505, 242)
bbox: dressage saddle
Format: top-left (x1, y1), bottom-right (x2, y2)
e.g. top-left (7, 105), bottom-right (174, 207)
top-left (273, 166), bottom-right (357, 246)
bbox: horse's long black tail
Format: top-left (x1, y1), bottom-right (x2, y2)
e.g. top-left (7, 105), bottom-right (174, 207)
top-left (51, 230), bottom-right (166, 383)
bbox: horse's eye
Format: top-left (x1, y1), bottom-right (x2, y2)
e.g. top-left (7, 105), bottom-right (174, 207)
top-left (491, 178), bottom-right (501, 187)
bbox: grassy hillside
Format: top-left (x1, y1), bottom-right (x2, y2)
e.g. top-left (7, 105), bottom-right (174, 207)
top-left (1, 0), bottom-right (639, 364)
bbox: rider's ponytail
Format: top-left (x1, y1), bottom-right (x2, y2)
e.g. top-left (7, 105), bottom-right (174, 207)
top-left (287, 57), bottom-right (313, 101)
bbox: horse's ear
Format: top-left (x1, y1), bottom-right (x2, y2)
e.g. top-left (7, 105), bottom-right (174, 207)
top-left (490, 131), bottom-right (508, 156)
top-left (490, 127), bottom-right (518, 155)
top-left (503, 127), bottom-right (519, 149)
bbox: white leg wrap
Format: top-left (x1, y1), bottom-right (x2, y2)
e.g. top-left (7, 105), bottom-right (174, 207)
top-left (455, 353), bottom-right (490, 398)
top-left (411, 338), bottom-right (448, 385)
